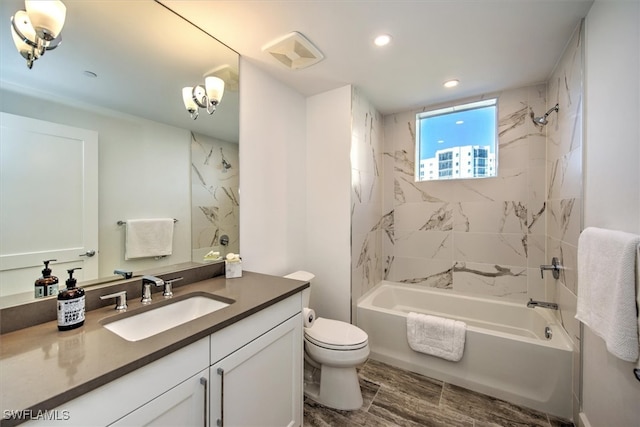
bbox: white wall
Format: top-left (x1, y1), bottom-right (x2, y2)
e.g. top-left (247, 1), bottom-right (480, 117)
top-left (582, 1), bottom-right (640, 426)
top-left (239, 63), bottom-right (354, 322)
top-left (305, 86), bottom-right (353, 322)
top-left (238, 60), bottom-right (307, 276)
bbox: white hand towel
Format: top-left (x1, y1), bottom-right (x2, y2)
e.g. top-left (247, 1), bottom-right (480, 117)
top-left (406, 312), bottom-right (466, 362)
top-left (576, 227), bottom-right (640, 362)
top-left (125, 218), bottom-right (175, 260)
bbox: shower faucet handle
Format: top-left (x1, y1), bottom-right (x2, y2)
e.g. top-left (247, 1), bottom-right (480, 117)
top-left (540, 257), bottom-right (562, 280)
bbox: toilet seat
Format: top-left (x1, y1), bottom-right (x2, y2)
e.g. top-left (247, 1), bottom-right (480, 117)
top-left (304, 318), bottom-right (368, 351)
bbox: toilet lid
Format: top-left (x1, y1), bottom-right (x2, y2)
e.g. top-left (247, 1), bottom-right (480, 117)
top-left (304, 318), bottom-right (368, 350)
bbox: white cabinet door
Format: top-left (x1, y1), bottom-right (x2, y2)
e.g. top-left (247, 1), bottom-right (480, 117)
top-left (110, 369), bottom-right (208, 427)
top-left (210, 314), bottom-right (302, 427)
top-left (0, 112), bottom-right (99, 295)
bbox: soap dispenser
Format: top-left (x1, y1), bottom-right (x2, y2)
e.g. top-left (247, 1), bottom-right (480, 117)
top-left (35, 259), bottom-right (59, 298)
top-left (57, 267), bottom-right (85, 331)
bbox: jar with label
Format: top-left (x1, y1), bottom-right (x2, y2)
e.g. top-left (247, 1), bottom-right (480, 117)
top-left (57, 268), bottom-right (85, 331)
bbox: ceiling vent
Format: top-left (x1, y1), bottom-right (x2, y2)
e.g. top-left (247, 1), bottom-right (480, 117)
top-left (262, 31), bottom-right (324, 70)
top-left (206, 64), bottom-right (239, 92)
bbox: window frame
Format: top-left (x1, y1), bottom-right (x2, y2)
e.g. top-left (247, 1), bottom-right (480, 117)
top-left (415, 98), bottom-right (498, 182)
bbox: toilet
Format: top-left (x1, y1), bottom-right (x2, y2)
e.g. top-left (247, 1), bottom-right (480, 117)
top-left (284, 271), bottom-right (370, 411)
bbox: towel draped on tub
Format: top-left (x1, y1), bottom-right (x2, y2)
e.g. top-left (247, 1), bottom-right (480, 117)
top-left (407, 312), bottom-right (466, 362)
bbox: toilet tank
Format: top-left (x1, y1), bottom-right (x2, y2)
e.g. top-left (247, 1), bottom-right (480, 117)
top-left (283, 271), bottom-right (314, 307)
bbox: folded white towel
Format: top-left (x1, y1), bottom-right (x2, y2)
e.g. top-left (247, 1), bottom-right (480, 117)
top-left (576, 227), bottom-right (640, 362)
top-left (125, 218), bottom-right (175, 260)
top-left (406, 312), bottom-right (466, 362)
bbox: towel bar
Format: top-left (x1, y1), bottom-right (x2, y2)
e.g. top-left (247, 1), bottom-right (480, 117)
top-left (117, 219), bottom-right (178, 226)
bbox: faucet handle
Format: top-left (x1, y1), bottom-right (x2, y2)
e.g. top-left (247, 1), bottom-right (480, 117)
top-left (100, 290), bottom-right (127, 311)
top-left (540, 257), bottom-right (562, 279)
top-left (162, 277), bottom-right (183, 298)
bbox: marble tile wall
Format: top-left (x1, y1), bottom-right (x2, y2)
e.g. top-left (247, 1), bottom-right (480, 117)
top-left (351, 87), bottom-right (384, 321)
top-left (191, 132), bottom-right (240, 259)
top-left (349, 22), bottom-right (584, 420)
top-left (544, 21), bottom-right (584, 419)
top-left (545, 22), bottom-right (583, 343)
top-left (380, 85), bottom-right (548, 303)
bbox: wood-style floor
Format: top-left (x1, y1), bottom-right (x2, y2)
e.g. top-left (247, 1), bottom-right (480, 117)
top-left (303, 359), bottom-right (573, 427)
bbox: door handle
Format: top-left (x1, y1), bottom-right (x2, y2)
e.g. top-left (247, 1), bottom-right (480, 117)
top-left (79, 250), bottom-right (96, 257)
top-left (200, 377), bottom-right (208, 427)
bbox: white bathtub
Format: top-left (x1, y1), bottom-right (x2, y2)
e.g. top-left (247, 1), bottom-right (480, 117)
top-left (356, 282), bottom-right (573, 419)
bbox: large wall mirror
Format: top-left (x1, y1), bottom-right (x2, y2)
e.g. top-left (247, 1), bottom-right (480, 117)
top-left (0, 0), bottom-right (239, 299)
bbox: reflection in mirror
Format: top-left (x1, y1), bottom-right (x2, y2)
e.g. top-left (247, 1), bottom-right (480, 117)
top-left (415, 98), bottom-right (497, 181)
top-left (0, 0), bottom-right (239, 299)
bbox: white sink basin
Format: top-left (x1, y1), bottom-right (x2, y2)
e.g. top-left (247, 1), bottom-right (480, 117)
top-left (102, 295), bottom-right (231, 342)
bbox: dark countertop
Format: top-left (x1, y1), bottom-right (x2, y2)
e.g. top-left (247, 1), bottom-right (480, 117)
top-left (0, 271), bottom-right (308, 425)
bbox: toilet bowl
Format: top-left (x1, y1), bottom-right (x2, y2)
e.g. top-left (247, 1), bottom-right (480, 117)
top-left (284, 271), bottom-right (370, 411)
top-left (304, 317), bottom-right (369, 410)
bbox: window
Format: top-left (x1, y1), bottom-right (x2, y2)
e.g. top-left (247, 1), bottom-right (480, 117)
top-left (415, 98), bottom-right (498, 181)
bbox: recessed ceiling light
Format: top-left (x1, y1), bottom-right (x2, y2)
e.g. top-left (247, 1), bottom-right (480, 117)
top-left (443, 79), bottom-right (459, 88)
top-left (374, 34), bottom-right (392, 47)
top-left (456, 120), bottom-right (464, 125)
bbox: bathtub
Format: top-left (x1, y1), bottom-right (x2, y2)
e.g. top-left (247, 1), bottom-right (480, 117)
top-left (356, 282), bottom-right (573, 419)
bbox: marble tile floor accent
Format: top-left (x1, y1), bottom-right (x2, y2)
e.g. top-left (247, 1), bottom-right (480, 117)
top-left (303, 359), bottom-right (573, 427)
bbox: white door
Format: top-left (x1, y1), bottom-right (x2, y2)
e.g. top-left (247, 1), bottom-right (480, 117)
top-left (0, 112), bottom-right (98, 296)
top-left (109, 369), bottom-right (208, 427)
top-left (210, 314), bottom-right (303, 427)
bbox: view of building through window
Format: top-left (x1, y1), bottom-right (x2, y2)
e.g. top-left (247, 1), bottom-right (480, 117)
top-left (415, 98), bottom-right (498, 181)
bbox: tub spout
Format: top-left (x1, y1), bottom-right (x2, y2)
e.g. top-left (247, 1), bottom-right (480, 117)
top-left (527, 299), bottom-right (558, 310)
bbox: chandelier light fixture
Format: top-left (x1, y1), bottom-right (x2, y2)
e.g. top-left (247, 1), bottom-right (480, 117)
top-left (10, 0), bottom-right (67, 69)
top-left (182, 76), bottom-right (225, 120)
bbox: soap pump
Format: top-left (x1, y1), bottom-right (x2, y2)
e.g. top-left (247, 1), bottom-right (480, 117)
top-left (57, 267), bottom-right (85, 331)
top-left (35, 259), bottom-right (59, 298)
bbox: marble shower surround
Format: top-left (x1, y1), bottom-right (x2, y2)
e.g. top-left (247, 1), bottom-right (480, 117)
top-left (191, 132), bottom-right (240, 257)
top-left (545, 22), bottom-right (583, 347)
top-left (378, 86), bottom-right (549, 302)
top-left (351, 87), bottom-right (385, 321)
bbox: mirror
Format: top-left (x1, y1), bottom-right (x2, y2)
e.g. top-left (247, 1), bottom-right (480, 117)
top-left (0, 0), bottom-right (239, 298)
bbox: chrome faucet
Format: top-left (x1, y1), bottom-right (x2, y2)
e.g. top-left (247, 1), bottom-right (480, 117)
top-left (141, 275), bottom-right (165, 304)
top-left (527, 298), bottom-right (558, 310)
top-left (114, 269), bottom-right (133, 279)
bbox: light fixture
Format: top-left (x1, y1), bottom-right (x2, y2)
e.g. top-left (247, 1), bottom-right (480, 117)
top-left (182, 76), bottom-right (225, 120)
top-left (443, 79), bottom-right (459, 88)
top-left (10, 0), bottom-right (67, 69)
top-left (374, 34), bottom-right (392, 47)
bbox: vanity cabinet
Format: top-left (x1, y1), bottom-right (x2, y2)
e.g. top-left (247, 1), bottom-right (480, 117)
top-left (210, 314), bottom-right (302, 427)
top-left (24, 293), bottom-right (303, 427)
top-left (110, 369), bottom-right (208, 426)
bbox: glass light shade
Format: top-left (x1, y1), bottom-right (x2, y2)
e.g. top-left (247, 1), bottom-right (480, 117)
top-left (205, 76), bottom-right (225, 104)
top-left (182, 87), bottom-right (197, 111)
top-left (11, 11), bottom-right (37, 53)
top-left (25, 0), bottom-right (67, 40)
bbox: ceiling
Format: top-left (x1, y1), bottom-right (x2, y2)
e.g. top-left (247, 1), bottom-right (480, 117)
top-left (161, 0), bottom-right (594, 115)
top-left (1, 0), bottom-right (240, 142)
